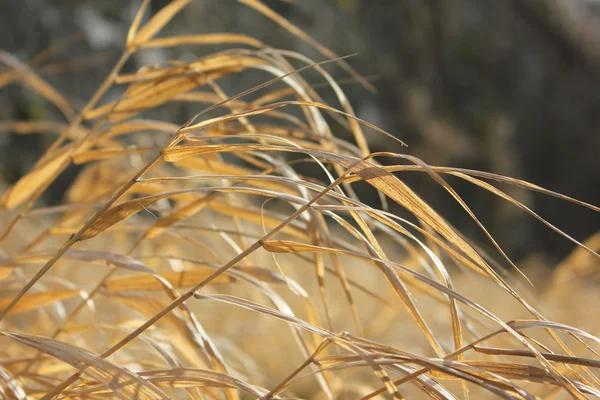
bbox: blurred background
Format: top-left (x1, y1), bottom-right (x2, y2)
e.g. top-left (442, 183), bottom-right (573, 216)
top-left (1, 0), bottom-right (598, 265)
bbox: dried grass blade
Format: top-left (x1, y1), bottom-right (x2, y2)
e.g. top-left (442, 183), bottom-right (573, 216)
top-left (85, 73), bottom-right (225, 122)
top-left (131, 0), bottom-right (191, 47)
top-left (142, 34), bottom-right (264, 49)
top-left (341, 159), bottom-right (501, 282)
top-left (0, 331), bottom-right (170, 399)
top-left (72, 147), bottom-right (161, 164)
top-left (127, 0), bottom-right (151, 46)
top-left (0, 290), bottom-right (79, 316)
top-left (474, 346), bottom-right (600, 369)
top-left (78, 193), bottom-right (173, 241)
top-left (1, 150), bottom-right (70, 209)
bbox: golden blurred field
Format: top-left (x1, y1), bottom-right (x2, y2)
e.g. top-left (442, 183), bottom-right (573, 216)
top-left (1, 1), bottom-right (599, 399)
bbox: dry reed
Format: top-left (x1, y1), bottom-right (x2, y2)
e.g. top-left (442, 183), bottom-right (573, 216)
top-left (0, 1), bottom-right (599, 399)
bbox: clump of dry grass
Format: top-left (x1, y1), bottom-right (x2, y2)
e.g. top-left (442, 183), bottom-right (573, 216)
top-left (0, 1), bottom-right (599, 399)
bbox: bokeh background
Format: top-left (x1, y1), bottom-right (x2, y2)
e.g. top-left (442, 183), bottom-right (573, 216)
top-left (1, 0), bottom-right (599, 265)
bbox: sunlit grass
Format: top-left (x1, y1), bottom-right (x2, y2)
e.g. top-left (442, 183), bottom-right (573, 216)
top-left (0, 1), bottom-right (599, 399)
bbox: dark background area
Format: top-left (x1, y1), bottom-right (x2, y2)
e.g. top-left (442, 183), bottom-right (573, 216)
top-left (1, 0), bottom-right (599, 265)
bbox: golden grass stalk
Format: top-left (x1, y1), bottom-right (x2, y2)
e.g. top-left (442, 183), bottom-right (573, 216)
top-left (0, 1), bottom-right (599, 399)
